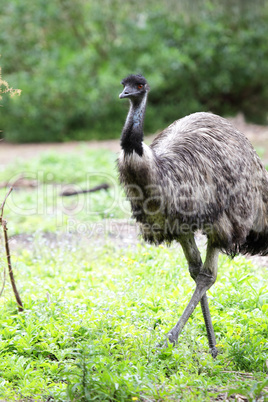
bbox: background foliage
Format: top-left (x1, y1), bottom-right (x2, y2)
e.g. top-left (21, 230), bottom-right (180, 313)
top-left (1, 0), bottom-right (268, 142)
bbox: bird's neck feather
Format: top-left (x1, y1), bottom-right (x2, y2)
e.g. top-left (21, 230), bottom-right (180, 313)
top-left (121, 94), bottom-right (147, 157)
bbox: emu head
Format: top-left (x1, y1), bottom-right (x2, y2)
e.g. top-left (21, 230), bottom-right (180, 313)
top-left (119, 74), bottom-right (150, 101)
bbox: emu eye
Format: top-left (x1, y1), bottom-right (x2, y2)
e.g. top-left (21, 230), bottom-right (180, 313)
top-left (137, 84), bottom-right (143, 89)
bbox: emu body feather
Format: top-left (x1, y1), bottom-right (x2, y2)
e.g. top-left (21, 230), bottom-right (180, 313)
top-left (118, 74), bottom-right (268, 357)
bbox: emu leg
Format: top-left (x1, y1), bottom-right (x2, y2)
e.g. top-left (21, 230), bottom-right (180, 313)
top-left (167, 272), bottom-right (215, 343)
top-left (169, 237), bottom-right (219, 357)
top-left (200, 294), bottom-right (218, 358)
top-left (179, 235), bottom-right (218, 355)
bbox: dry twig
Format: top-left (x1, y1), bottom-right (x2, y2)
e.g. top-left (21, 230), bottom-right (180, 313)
top-left (60, 182), bottom-right (110, 196)
top-left (0, 260), bottom-right (6, 298)
top-left (0, 187), bottom-right (24, 311)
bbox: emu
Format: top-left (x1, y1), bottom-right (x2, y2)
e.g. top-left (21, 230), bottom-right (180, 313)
top-left (117, 74), bottom-right (268, 357)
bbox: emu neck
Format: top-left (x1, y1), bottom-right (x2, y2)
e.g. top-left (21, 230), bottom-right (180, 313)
top-left (121, 94), bottom-right (147, 157)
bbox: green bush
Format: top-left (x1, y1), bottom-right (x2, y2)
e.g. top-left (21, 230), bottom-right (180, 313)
top-left (1, 0), bottom-right (268, 142)
top-left (148, 7), bottom-right (268, 125)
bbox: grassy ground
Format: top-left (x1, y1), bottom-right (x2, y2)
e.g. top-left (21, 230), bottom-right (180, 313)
top-left (0, 147), bottom-right (129, 235)
top-left (0, 147), bottom-right (267, 401)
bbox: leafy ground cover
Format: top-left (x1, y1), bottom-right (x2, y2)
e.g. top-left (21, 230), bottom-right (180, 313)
top-left (0, 241), bottom-right (267, 401)
top-left (0, 148), bottom-right (267, 401)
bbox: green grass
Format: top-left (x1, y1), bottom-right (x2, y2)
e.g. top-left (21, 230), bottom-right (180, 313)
top-left (0, 148), bottom-right (267, 401)
top-left (0, 242), bottom-right (267, 401)
top-left (0, 147), bottom-right (130, 235)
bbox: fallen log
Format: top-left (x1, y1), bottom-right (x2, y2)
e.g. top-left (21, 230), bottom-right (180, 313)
top-left (60, 183), bottom-right (110, 196)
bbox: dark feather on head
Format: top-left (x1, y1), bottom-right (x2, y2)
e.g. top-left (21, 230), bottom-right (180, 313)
top-left (121, 74), bottom-right (148, 87)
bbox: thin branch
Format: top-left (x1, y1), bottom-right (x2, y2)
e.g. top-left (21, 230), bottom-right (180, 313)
top-left (0, 262), bottom-right (6, 298)
top-left (0, 186), bottom-right (13, 220)
top-left (2, 219), bottom-right (23, 311)
top-left (221, 370), bottom-right (254, 378)
top-left (60, 183), bottom-right (110, 196)
top-left (0, 187), bottom-right (24, 311)
top-left (0, 188), bottom-right (11, 298)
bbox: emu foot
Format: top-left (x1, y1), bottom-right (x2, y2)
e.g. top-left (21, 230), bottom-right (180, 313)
top-left (155, 338), bottom-right (168, 349)
top-left (167, 331), bottom-right (177, 346)
top-left (210, 346), bottom-right (218, 359)
top-left (157, 333), bottom-right (218, 359)
top-left (156, 333), bottom-right (176, 349)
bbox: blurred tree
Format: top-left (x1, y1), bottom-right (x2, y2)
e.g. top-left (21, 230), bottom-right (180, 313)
top-left (0, 0), bottom-right (267, 142)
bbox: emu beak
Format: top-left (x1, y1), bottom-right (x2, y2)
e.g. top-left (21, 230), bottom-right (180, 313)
top-left (119, 87), bottom-right (130, 99)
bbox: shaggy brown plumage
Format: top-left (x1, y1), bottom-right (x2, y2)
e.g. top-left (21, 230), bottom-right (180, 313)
top-left (119, 111), bottom-right (268, 256)
top-left (118, 74), bottom-right (268, 357)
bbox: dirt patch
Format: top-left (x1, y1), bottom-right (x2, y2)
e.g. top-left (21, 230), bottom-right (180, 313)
top-left (0, 114), bottom-right (267, 166)
top-left (8, 219), bottom-right (140, 254)
top-left (8, 222), bottom-right (268, 269)
top-left (0, 139), bottom-right (121, 167)
top-left (228, 114), bottom-right (268, 163)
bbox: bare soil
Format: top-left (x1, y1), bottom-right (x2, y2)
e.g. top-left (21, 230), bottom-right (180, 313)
top-left (0, 114), bottom-right (267, 166)
top-left (0, 139), bottom-right (121, 166)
